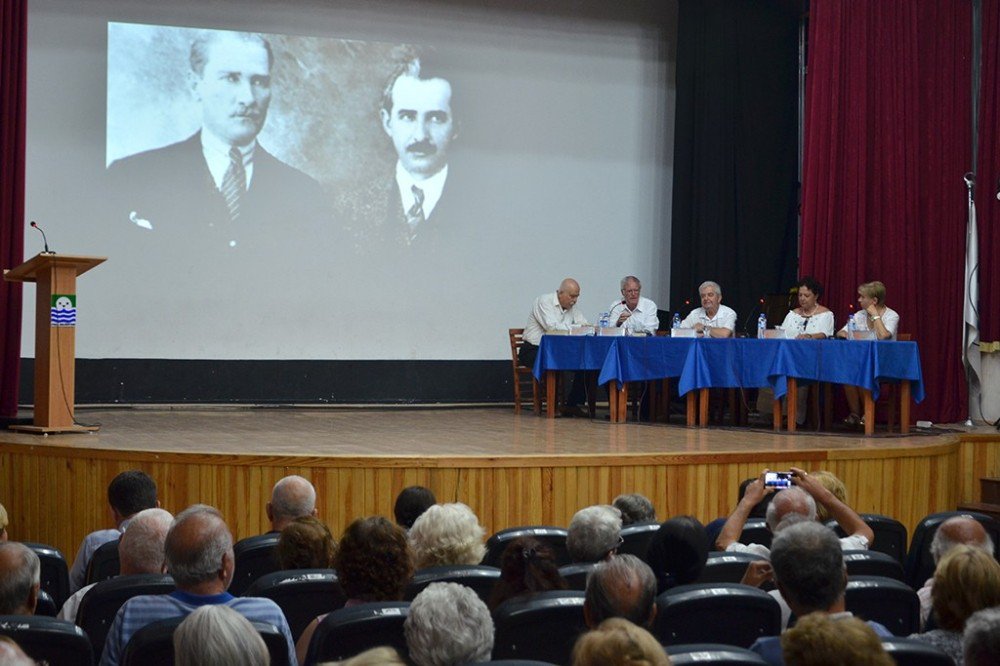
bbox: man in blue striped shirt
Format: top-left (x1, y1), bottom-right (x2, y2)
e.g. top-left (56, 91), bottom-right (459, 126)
top-left (100, 504), bottom-right (296, 665)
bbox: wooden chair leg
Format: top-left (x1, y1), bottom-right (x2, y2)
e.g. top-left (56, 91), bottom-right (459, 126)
top-left (532, 378), bottom-right (542, 415)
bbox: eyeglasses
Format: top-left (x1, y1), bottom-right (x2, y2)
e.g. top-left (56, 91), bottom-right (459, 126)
top-left (607, 535), bottom-right (625, 556)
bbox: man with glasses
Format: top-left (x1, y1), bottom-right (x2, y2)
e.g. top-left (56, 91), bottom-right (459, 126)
top-left (608, 276), bottom-right (659, 335)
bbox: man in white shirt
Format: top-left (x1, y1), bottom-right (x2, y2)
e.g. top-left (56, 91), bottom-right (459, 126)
top-left (609, 276), bottom-right (659, 335)
top-left (680, 280), bottom-right (737, 337)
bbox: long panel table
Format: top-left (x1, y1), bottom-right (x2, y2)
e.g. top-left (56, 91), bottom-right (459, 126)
top-left (534, 336), bottom-right (925, 434)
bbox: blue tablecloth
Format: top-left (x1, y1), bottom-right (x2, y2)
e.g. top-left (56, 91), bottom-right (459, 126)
top-left (534, 336), bottom-right (924, 402)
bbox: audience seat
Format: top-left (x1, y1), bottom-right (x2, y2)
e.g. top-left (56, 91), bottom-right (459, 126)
top-left (904, 510), bottom-right (1000, 588)
top-left (245, 569), bottom-right (347, 642)
top-left (697, 551), bottom-right (768, 585)
top-left (826, 513), bottom-right (908, 563)
top-left (844, 576), bottom-right (919, 637)
top-left (404, 564), bottom-right (500, 605)
top-left (557, 562), bottom-right (598, 591)
top-left (666, 643), bottom-right (768, 665)
top-left (120, 615), bottom-right (290, 666)
top-left (492, 590), bottom-right (587, 664)
top-left (0, 615), bottom-right (93, 666)
top-left (84, 538), bottom-right (121, 585)
top-left (75, 573), bottom-right (176, 655)
top-left (654, 583), bottom-right (780, 648)
top-left (737, 519), bottom-right (772, 549)
top-left (841, 549), bottom-right (905, 581)
top-left (23, 541), bottom-right (71, 609)
top-left (303, 601), bottom-right (410, 665)
top-left (482, 527), bottom-right (570, 568)
top-left (34, 590), bottom-right (57, 617)
top-left (619, 522), bottom-right (660, 558)
top-left (230, 533), bottom-right (281, 596)
top-left (878, 637), bottom-right (954, 665)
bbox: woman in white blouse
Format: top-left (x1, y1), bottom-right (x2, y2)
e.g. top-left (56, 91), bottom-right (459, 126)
top-left (780, 276), bottom-right (835, 339)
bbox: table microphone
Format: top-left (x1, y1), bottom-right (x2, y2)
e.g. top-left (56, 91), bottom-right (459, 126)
top-left (29, 221), bottom-right (53, 254)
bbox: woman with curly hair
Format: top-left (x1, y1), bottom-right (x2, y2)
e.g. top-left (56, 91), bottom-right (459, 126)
top-left (276, 515), bottom-right (337, 570)
top-left (488, 536), bottom-right (568, 611)
top-left (296, 516), bottom-right (414, 663)
top-left (408, 503), bottom-right (486, 570)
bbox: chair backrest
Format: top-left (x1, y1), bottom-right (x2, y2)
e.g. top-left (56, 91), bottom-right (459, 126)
top-left (230, 533), bottom-right (281, 596)
top-left (697, 552), bottom-right (768, 585)
top-left (85, 538), bottom-right (121, 585)
top-left (245, 569), bottom-right (347, 643)
top-left (509, 328), bottom-right (526, 368)
top-left (492, 590), bottom-right (587, 665)
top-left (654, 583), bottom-right (781, 648)
top-left (826, 514), bottom-right (908, 563)
top-left (557, 562), bottom-right (598, 591)
top-left (666, 643), bottom-right (769, 665)
top-left (0, 615), bottom-right (94, 666)
top-left (879, 637), bottom-right (954, 666)
top-left (22, 542), bottom-right (71, 609)
top-left (34, 590), bottom-right (57, 617)
top-left (842, 549), bottom-right (905, 581)
top-left (304, 601), bottom-right (410, 665)
top-left (404, 564), bottom-right (501, 605)
top-left (76, 573), bottom-right (176, 656)
top-left (619, 523), bottom-right (660, 558)
top-left (844, 576), bottom-right (920, 637)
top-left (737, 519), bottom-right (772, 549)
top-left (482, 526), bottom-right (570, 568)
top-left (121, 615), bottom-right (290, 666)
top-left (904, 511), bottom-right (1000, 588)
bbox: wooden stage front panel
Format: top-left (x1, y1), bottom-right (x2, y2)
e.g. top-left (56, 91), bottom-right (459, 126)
top-left (1, 407), bottom-right (997, 560)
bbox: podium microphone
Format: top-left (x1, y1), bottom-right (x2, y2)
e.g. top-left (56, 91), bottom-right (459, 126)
top-left (29, 221), bottom-right (53, 254)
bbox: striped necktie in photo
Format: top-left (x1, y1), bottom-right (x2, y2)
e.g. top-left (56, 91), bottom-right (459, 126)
top-left (405, 185), bottom-right (425, 241)
top-left (221, 147), bottom-right (246, 222)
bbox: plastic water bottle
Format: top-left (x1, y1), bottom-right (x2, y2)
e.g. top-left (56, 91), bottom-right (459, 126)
top-left (847, 314), bottom-right (857, 338)
top-left (672, 313), bottom-right (681, 329)
top-left (599, 312), bottom-right (610, 329)
top-left (757, 313), bottom-right (767, 339)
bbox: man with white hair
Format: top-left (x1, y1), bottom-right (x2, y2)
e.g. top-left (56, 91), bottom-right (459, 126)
top-left (609, 276), bottom-right (659, 335)
top-left (963, 606), bottom-right (1000, 666)
top-left (567, 505), bottom-right (623, 564)
top-left (100, 504), bottom-right (294, 666)
top-left (917, 516), bottom-right (995, 628)
top-left (0, 542), bottom-right (40, 615)
top-left (58, 507), bottom-right (174, 622)
top-left (267, 474), bottom-right (318, 533)
top-left (405, 582), bottom-right (494, 666)
top-left (679, 281), bottom-right (737, 337)
top-left (584, 554), bottom-right (657, 629)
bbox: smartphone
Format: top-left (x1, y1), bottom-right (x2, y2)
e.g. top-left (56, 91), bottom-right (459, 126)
top-left (764, 471), bottom-right (793, 489)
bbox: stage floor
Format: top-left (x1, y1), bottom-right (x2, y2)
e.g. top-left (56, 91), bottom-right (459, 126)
top-left (3, 405), bottom-right (986, 458)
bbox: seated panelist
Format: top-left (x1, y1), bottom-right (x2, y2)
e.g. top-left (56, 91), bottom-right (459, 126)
top-left (779, 276), bottom-right (834, 339)
top-left (608, 276), bottom-right (659, 335)
top-left (680, 280), bottom-right (736, 338)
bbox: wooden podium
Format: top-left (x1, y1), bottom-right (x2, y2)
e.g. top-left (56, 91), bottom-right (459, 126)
top-left (3, 253), bottom-right (106, 433)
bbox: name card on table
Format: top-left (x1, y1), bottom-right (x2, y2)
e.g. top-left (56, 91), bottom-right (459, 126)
top-left (849, 329), bottom-right (877, 341)
top-left (597, 326), bottom-right (626, 337)
top-left (670, 328), bottom-right (697, 338)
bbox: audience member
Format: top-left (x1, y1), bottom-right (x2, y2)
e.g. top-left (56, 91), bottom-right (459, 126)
top-left (716, 468), bottom-right (873, 557)
top-left (0, 636), bottom-right (34, 666)
top-left (571, 617), bottom-right (670, 666)
top-left (567, 505), bottom-right (623, 563)
top-left (908, 545), bottom-right (1000, 664)
top-left (963, 606), bottom-right (1000, 666)
top-left (320, 646), bottom-right (407, 665)
top-left (100, 504), bottom-right (295, 666)
top-left (704, 477), bottom-right (775, 546)
top-left (780, 612), bottom-right (893, 666)
top-left (488, 536), bottom-right (568, 611)
top-left (394, 485), bottom-right (436, 531)
top-left (0, 541), bottom-right (40, 615)
top-left (808, 471), bottom-right (846, 524)
top-left (58, 507), bottom-right (173, 622)
top-left (613, 494), bottom-right (657, 526)
top-left (173, 604), bottom-right (270, 666)
top-left (749, 522), bottom-right (891, 665)
top-left (296, 516), bottom-right (413, 664)
top-left (917, 516), bottom-right (994, 628)
top-left (267, 475), bottom-right (318, 533)
top-left (584, 554), bottom-right (657, 629)
top-left (405, 582), bottom-right (494, 666)
top-left (69, 470), bottom-right (158, 592)
top-left (408, 503), bottom-right (486, 569)
top-left (275, 515), bottom-right (337, 570)
top-left (0, 501), bottom-right (8, 541)
top-left (643, 516), bottom-right (709, 594)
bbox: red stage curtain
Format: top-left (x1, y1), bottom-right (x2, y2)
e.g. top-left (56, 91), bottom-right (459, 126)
top-left (977, 0), bottom-right (1000, 347)
top-left (801, 0), bottom-right (972, 422)
top-left (0, 0), bottom-right (27, 418)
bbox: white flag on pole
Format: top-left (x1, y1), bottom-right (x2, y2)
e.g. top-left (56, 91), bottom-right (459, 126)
top-left (963, 186), bottom-right (981, 396)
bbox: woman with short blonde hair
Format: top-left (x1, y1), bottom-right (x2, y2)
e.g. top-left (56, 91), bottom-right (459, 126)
top-left (572, 618), bottom-right (670, 666)
top-left (408, 503), bottom-right (486, 570)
